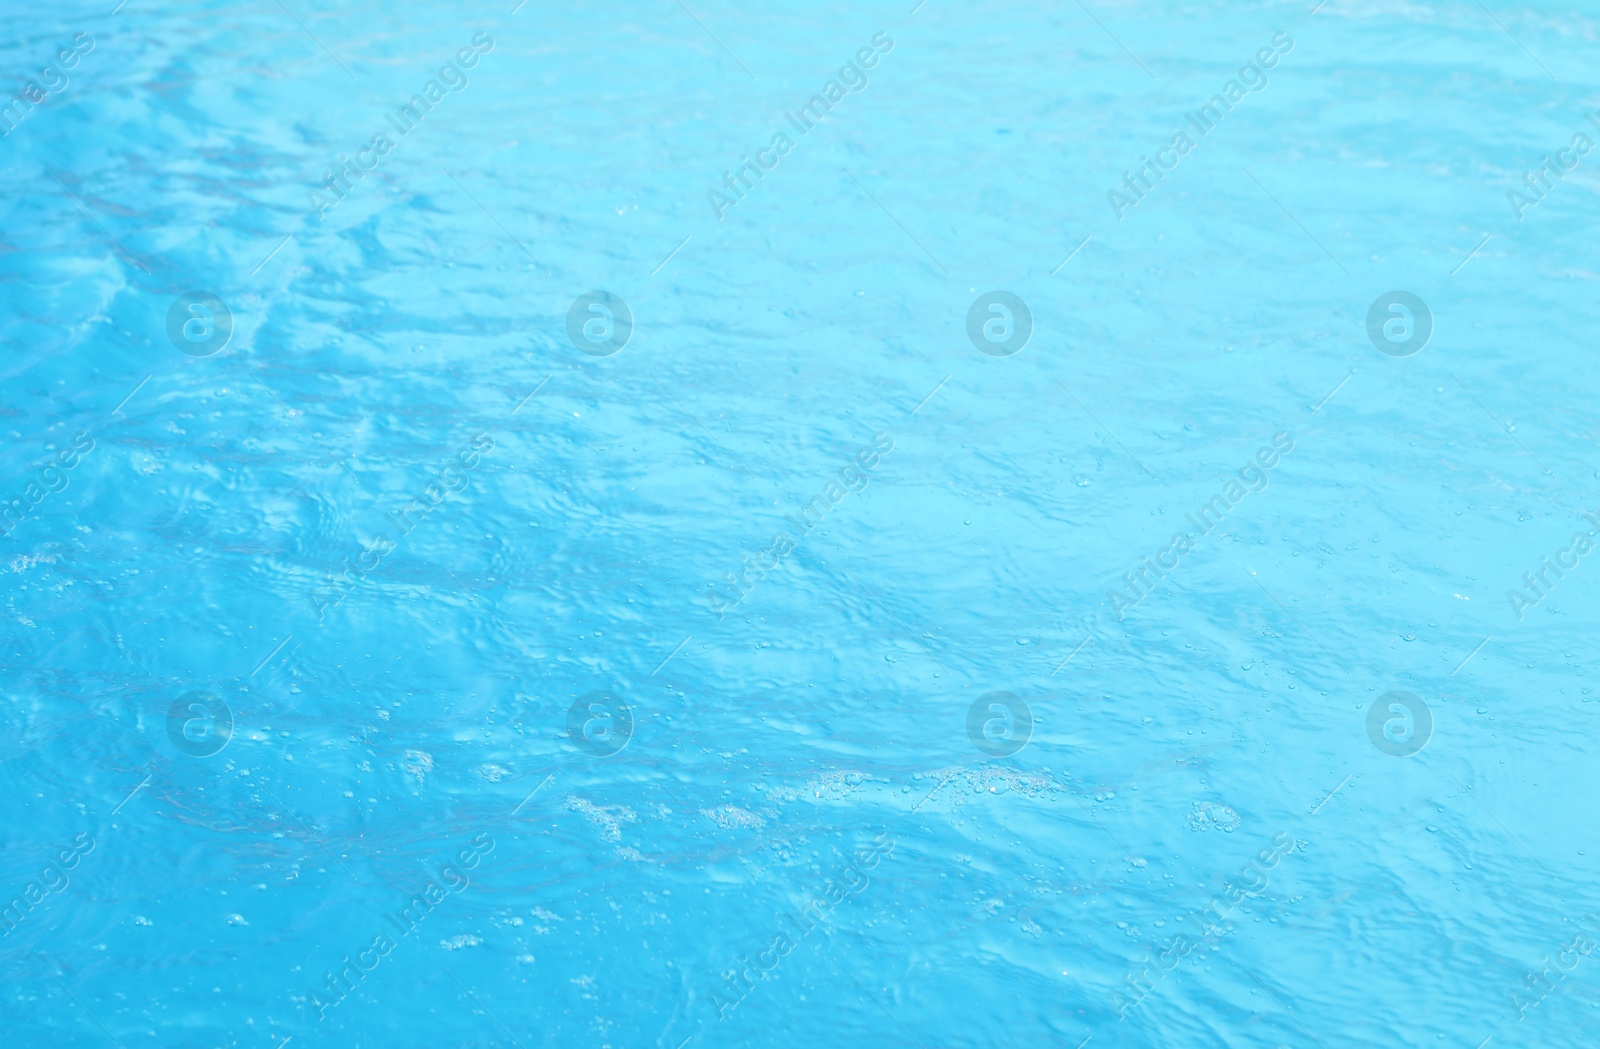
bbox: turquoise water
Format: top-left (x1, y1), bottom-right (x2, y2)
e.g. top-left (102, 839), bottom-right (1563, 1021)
top-left (3, 0), bottom-right (1599, 1045)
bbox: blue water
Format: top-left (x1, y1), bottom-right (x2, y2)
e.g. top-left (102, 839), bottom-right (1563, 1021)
top-left (3, 0), bottom-right (1598, 1045)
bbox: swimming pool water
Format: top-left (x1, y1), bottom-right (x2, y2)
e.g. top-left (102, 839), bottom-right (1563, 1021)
top-left (3, 1), bottom-right (1599, 1046)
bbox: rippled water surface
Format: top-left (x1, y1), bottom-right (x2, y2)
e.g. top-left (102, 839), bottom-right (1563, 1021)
top-left (3, 1), bottom-right (1600, 1046)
